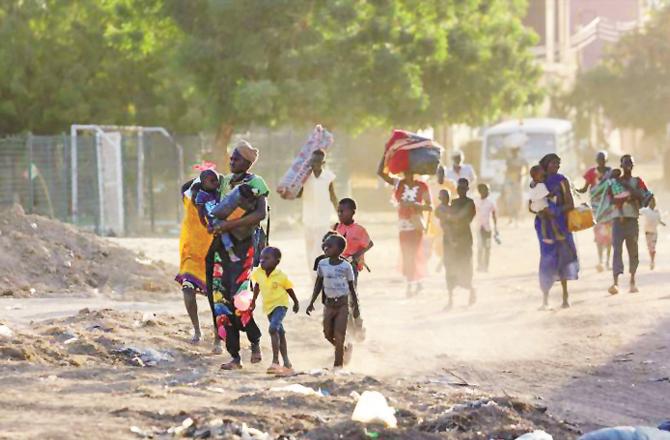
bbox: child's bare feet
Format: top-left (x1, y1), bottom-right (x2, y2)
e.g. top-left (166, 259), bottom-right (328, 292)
top-left (608, 285), bottom-right (619, 295)
top-left (212, 340), bottom-right (223, 354)
top-left (629, 284), bottom-right (639, 293)
top-left (266, 363), bottom-right (282, 374)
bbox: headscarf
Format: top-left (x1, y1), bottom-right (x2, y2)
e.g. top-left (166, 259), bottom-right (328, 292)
top-left (539, 153), bottom-right (560, 171)
top-left (233, 140), bottom-right (259, 166)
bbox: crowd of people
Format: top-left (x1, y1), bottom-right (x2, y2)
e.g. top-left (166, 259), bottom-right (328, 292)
top-left (175, 139), bottom-right (660, 372)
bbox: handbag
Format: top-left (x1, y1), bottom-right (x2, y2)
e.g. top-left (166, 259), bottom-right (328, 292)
top-left (568, 204), bottom-right (595, 232)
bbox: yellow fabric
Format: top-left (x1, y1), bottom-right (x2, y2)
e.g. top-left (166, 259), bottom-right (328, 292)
top-left (250, 267), bottom-right (293, 315)
top-left (177, 197), bottom-right (213, 289)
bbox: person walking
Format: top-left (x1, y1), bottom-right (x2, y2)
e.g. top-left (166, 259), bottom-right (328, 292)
top-left (530, 154), bottom-right (579, 309)
top-left (437, 179), bottom-right (476, 309)
top-left (206, 140), bottom-right (270, 370)
top-left (502, 146), bottom-right (527, 224)
top-left (577, 151), bottom-right (613, 272)
top-left (378, 156), bottom-right (432, 297)
top-left (608, 155), bottom-right (653, 295)
top-left (176, 175), bottom-right (215, 346)
top-left (298, 149), bottom-right (338, 278)
top-left (475, 183), bottom-right (498, 272)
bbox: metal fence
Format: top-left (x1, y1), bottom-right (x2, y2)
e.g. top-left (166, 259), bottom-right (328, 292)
top-left (0, 127), bottom-right (355, 236)
top-left (0, 131), bottom-right (207, 235)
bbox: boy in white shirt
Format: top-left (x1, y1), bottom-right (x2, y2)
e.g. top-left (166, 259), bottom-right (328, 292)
top-left (640, 199), bottom-right (665, 270)
top-left (475, 183), bottom-right (498, 272)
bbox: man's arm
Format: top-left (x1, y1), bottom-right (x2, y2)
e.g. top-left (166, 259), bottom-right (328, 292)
top-left (329, 182), bottom-right (338, 211)
top-left (492, 209), bottom-right (498, 232)
top-left (213, 196), bottom-right (267, 233)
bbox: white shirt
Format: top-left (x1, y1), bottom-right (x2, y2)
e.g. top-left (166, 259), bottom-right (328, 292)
top-left (528, 182), bottom-right (549, 212)
top-left (446, 164), bottom-right (476, 186)
top-left (475, 198), bottom-right (496, 231)
top-left (302, 168), bottom-right (336, 228)
top-left (640, 207), bottom-right (662, 233)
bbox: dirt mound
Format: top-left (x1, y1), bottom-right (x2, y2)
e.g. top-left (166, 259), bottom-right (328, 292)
top-left (0, 308), bottom-right (196, 367)
top-left (0, 205), bottom-right (177, 298)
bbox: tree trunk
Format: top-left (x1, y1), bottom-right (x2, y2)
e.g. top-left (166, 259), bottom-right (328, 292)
top-left (210, 122), bottom-right (234, 172)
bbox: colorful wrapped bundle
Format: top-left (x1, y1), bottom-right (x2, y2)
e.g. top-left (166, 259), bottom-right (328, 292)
top-left (383, 130), bottom-right (443, 176)
top-left (276, 124), bottom-right (334, 199)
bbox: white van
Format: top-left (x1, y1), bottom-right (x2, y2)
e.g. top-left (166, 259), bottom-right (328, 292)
top-left (480, 118), bottom-right (577, 187)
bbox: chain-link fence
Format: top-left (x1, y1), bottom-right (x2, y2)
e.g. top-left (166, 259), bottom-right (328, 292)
top-left (0, 130), bottom-right (206, 235)
top-left (0, 127), bottom-right (363, 236)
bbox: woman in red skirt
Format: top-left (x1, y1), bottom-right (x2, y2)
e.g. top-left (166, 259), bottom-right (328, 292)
top-left (378, 157), bottom-right (432, 297)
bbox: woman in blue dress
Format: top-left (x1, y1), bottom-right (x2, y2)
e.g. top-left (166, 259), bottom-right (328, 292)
top-left (531, 153), bottom-right (580, 309)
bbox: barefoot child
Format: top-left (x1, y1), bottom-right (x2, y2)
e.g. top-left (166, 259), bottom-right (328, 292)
top-left (306, 234), bottom-right (361, 369)
top-left (334, 198), bottom-right (373, 341)
top-left (640, 199), bottom-right (665, 270)
top-left (475, 183), bottom-right (498, 272)
top-left (251, 247), bottom-right (299, 374)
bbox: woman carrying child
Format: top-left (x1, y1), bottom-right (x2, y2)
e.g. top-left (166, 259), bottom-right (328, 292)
top-left (377, 157), bottom-right (432, 297)
top-left (206, 140), bottom-right (270, 370)
top-left (532, 154), bottom-right (579, 309)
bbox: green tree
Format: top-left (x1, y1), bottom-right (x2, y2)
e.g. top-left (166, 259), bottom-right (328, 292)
top-left (0, 0), bottom-right (200, 134)
top-left (566, 6), bottom-right (670, 135)
top-left (168, 0), bottom-right (541, 157)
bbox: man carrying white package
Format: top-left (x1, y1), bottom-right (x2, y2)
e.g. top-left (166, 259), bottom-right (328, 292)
top-left (298, 149), bottom-right (339, 278)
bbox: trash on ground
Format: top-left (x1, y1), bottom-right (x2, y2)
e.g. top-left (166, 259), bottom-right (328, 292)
top-left (516, 430), bottom-right (553, 440)
top-left (0, 324), bottom-right (14, 339)
top-left (351, 390), bottom-right (398, 428)
top-left (167, 417), bottom-right (194, 436)
top-left (239, 423), bottom-right (270, 440)
top-left (114, 346), bottom-right (174, 367)
top-left (270, 383), bottom-right (325, 397)
top-left (129, 425), bottom-right (152, 438)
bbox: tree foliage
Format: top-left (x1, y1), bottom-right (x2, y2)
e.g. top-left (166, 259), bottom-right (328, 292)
top-left (0, 0), bottom-right (201, 134)
top-left (168, 0), bottom-right (541, 136)
top-left (1, 0), bottom-right (541, 137)
top-left (566, 6), bottom-right (670, 135)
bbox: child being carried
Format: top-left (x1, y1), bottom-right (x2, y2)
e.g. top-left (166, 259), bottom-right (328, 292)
top-left (195, 173), bottom-right (259, 263)
top-left (529, 165), bottom-right (564, 244)
top-left (210, 184), bottom-right (260, 262)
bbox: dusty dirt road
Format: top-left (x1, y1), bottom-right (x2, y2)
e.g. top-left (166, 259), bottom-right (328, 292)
top-left (1, 209), bottom-right (669, 438)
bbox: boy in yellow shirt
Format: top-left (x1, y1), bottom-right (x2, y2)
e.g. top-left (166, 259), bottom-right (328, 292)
top-left (251, 247), bottom-right (299, 374)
